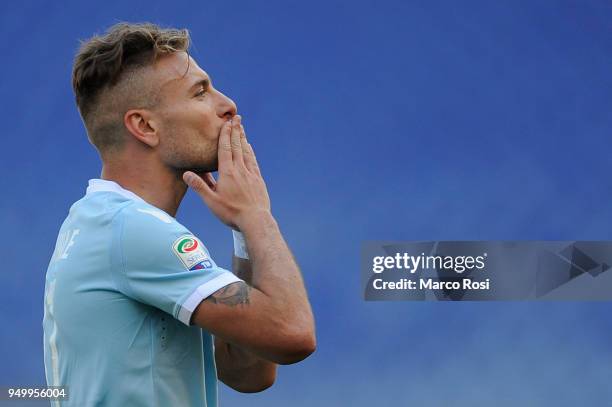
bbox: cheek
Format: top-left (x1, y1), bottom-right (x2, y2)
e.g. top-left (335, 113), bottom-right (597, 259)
top-left (195, 108), bottom-right (218, 135)
top-left (157, 103), bottom-right (219, 155)
top-left (176, 114), bottom-right (217, 143)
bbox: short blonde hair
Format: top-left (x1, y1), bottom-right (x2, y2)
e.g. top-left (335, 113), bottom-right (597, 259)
top-left (72, 22), bottom-right (190, 153)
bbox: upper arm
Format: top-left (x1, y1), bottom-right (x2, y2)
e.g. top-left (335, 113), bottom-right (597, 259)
top-left (112, 203), bottom-right (243, 325)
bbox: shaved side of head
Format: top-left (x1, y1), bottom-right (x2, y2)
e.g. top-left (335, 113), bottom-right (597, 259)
top-left (71, 22), bottom-right (191, 158)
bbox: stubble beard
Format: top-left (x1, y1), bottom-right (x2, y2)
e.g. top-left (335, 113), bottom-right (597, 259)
top-left (163, 141), bottom-right (218, 178)
top-left (160, 123), bottom-right (221, 177)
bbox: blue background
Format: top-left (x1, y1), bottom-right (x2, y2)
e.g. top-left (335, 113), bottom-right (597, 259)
top-left (2, 0), bottom-right (612, 405)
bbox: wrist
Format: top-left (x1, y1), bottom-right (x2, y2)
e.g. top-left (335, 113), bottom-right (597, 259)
top-left (235, 209), bottom-right (275, 233)
top-left (236, 210), bottom-right (279, 245)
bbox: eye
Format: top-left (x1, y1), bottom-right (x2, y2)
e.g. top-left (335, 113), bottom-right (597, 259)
top-left (196, 88), bottom-right (207, 97)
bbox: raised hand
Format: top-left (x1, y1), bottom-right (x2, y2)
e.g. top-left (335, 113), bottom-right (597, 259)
top-left (183, 115), bottom-right (271, 231)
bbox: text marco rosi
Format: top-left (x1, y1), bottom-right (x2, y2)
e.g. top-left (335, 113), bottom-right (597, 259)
top-left (370, 253), bottom-right (490, 291)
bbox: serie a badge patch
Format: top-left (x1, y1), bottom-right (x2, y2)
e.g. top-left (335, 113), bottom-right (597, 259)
top-left (172, 235), bottom-right (213, 271)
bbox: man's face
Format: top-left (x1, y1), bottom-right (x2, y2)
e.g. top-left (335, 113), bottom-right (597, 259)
top-left (151, 51), bottom-right (237, 174)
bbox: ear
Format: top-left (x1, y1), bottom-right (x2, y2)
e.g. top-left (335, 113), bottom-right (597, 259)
top-left (123, 109), bottom-right (160, 148)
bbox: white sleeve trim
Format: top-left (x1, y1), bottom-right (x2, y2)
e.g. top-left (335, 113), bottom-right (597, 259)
top-left (177, 272), bottom-right (244, 326)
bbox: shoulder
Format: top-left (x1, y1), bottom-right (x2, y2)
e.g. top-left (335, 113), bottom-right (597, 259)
top-left (114, 201), bottom-right (192, 256)
top-left (113, 201), bottom-right (216, 271)
top-left (116, 201), bottom-right (187, 237)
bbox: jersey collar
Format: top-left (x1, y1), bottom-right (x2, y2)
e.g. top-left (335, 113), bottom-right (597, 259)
top-left (86, 179), bottom-right (146, 204)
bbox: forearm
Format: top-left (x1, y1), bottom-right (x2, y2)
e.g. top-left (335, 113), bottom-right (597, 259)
top-left (185, 117), bottom-right (315, 365)
top-left (236, 211), bottom-right (314, 335)
top-left (214, 252), bottom-right (278, 392)
top-left (232, 254), bottom-right (252, 283)
top-left (215, 335), bottom-right (276, 392)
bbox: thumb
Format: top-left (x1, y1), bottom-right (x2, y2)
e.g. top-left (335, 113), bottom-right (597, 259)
top-left (183, 171), bottom-right (214, 200)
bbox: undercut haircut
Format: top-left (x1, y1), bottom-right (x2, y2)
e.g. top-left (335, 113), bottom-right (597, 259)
top-left (72, 22), bottom-right (190, 155)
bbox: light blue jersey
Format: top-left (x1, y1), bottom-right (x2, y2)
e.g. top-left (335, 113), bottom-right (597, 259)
top-left (43, 179), bottom-right (242, 406)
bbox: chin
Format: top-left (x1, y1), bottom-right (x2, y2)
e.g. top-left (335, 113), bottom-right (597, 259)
top-left (173, 157), bottom-right (218, 175)
top-left (190, 160), bottom-right (219, 174)
top-left (193, 167), bottom-right (217, 175)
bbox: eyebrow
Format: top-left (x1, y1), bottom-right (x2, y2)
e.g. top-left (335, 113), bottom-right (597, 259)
top-left (188, 77), bottom-right (211, 93)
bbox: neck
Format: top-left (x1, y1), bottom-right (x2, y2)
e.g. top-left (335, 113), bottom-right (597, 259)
top-left (100, 157), bottom-right (188, 218)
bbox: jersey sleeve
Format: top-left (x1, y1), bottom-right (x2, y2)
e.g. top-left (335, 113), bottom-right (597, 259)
top-left (111, 202), bottom-right (243, 326)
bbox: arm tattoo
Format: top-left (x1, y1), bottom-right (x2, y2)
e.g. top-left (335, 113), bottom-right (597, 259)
top-left (207, 282), bottom-right (251, 306)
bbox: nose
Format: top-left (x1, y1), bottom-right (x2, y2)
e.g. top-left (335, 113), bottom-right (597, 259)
top-left (216, 90), bottom-right (237, 120)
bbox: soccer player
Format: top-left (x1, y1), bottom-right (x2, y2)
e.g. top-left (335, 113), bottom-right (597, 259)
top-left (43, 22), bottom-right (316, 406)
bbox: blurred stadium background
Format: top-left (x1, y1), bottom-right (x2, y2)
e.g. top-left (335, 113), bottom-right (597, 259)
top-left (1, 1), bottom-right (612, 405)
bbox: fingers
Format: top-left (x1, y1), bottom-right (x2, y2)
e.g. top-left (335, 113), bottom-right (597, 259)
top-left (231, 115), bottom-right (245, 167)
top-left (221, 114), bottom-right (261, 175)
top-left (246, 142), bottom-right (262, 176)
top-left (183, 171), bottom-right (215, 200)
top-left (218, 121), bottom-right (233, 172)
top-left (239, 124), bottom-right (251, 166)
top-left (240, 125), bottom-right (259, 175)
